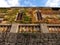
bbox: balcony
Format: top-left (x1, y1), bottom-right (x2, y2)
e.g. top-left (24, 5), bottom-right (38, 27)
top-left (0, 25), bottom-right (11, 33)
top-left (48, 26), bottom-right (60, 33)
top-left (18, 24), bottom-right (41, 33)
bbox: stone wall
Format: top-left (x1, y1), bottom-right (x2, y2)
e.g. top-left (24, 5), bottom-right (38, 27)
top-left (0, 33), bottom-right (59, 45)
top-left (16, 33), bottom-right (60, 45)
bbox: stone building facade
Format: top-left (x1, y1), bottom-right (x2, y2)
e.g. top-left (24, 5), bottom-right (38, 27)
top-left (0, 23), bottom-right (60, 45)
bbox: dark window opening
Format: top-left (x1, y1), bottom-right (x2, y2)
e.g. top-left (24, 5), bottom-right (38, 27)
top-left (17, 12), bottom-right (23, 20)
top-left (52, 8), bottom-right (60, 10)
top-left (36, 10), bottom-right (42, 20)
